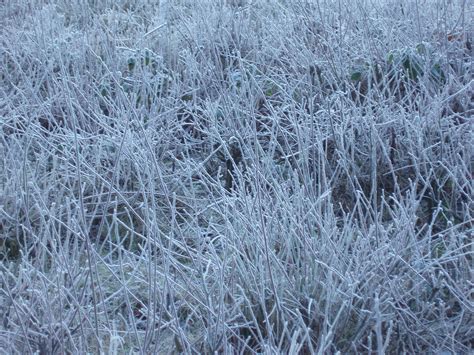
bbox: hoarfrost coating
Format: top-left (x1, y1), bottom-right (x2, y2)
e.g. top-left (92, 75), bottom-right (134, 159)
top-left (1, 0), bottom-right (472, 353)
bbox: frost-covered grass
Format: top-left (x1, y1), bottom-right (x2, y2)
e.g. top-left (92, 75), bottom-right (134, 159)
top-left (0, 0), bottom-right (472, 353)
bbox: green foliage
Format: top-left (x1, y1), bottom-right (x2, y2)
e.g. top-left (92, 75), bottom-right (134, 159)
top-left (126, 48), bottom-right (161, 75)
top-left (127, 57), bottom-right (136, 72)
top-left (98, 48), bottom-right (174, 113)
top-left (181, 93), bottom-right (194, 102)
top-left (387, 43), bottom-right (446, 86)
top-left (349, 60), bottom-right (382, 84)
top-left (432, 241), bottom-right (446, 258)
top-left (264, 81), bottom-right (279, 97)
top-left (350, 43), bottom-right (447, 89)
top-left (350, 71), bottom-right (363, 82)
top-left (0, 237), bottom-right (21, 261)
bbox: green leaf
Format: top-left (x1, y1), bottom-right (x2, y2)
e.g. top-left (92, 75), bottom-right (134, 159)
top-left (143, 50), bottom-right (151, 66)
top-left (351, 72), bottom-right (363, 81)
top-left (402, 55), bottom-right (423, 80)
top-left (432, 242), bottom-right (446, 258)
top-left (416, 43), bottom-right (427, 55)
top-left (430, 63), bottom-right (446, 84)
top-left (181, 94), bottom-right (193, 101)
top-left (127, 57), bottom-right (136, 71)
top-left (215, 108), bottom-right (224, 120)
top-left (265, 85), bottom-right (277, 97)
top-left (387, 52), bottom-right (395, 64)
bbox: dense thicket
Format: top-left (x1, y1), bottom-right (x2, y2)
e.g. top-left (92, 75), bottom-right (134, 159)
top-left (1, 0), bottom-right (472, 353)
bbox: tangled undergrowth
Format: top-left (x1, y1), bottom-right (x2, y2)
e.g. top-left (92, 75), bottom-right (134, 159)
top-left (1, 0), bottom-right (472, 353)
